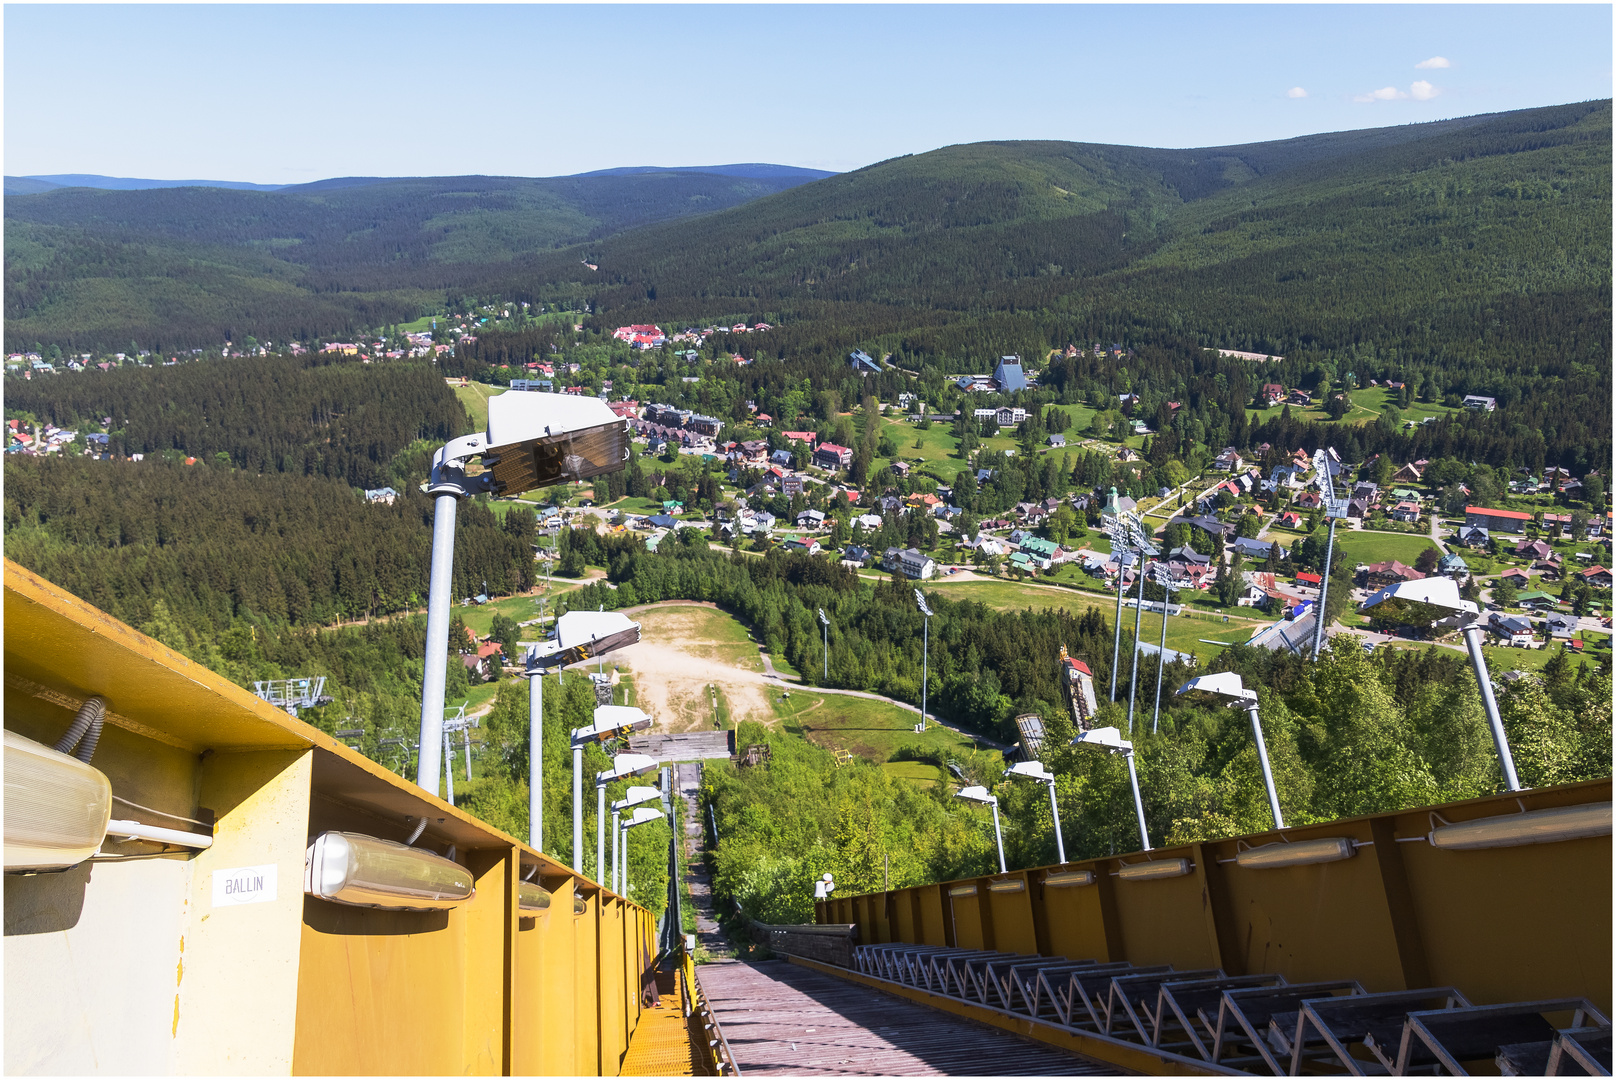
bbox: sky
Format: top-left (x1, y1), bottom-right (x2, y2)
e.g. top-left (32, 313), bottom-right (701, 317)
top-left (5, 4), bottom-right (1612, 184)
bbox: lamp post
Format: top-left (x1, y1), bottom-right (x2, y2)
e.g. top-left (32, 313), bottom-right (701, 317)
top-left (1003, 760), bottom-right (1065, 864)
top-left (1176, 672), bottom-right (1285, 829)
top-left (1150, 565), bottom-right (1183, 735)
top-left (1358, 577), bottom-right (1521, 791)
top-left (1070, 725), bottom-right (1152, 852)
top-left (1309, 448), bottom-right (1349, 661)
top-left (595, 753), bottom-right (659, 885)
top-left (618, 806), bottom-right (665, 899)
top-left (818, 608), bottom-right (830, 682)
top-left (954, 785), bottom-right (1006, 873)
top-left (416, 393), bottom-right (631, 797)
top-left (569, 703), bottom-right (653, 875)
top-left (1102, 504), bottom-right (1133, 701)
top-left (611, 785), bottom-right (662, 894)
top-left (1126, 553), bottom-right (1147, 735)
top-left (915, 589), bottom-right (933, 728)
top-left (523, 648), bottom-right (545, 852)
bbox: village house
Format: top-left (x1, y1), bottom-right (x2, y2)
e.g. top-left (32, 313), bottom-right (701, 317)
top-left (1362, 560), bottom-right (1425, 588)
top-left (1489, 614), bottom-right (1537, 647)
top-left (1465, 506), bottom-right (1531, 535)
top-left (1578, 565), bottom-right (1614, 588)
top-left (813, 443), bottom-right (853, 471)
top-left (883, 547), bottom-right (937, 580)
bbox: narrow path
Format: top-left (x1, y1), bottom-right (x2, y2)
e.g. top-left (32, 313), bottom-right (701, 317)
top-left (676, 762), bottom-right (729, 957)
top-left (697, 960), bottom-right (1112, 1076)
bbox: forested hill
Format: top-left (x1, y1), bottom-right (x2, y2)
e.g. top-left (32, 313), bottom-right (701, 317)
top-left (3, 169), bottom-right (827, 349)
top-left (535, 101), bottom-right (1609, 375)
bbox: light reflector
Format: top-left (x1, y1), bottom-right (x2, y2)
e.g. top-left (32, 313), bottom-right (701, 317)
top-left (4, 730), bottom-right (112, 871)
top-left (518, 881), bottom-right (552, 912)
top-left (483, 394), bottom-right (629, 495)
top-left (1236, 838), bottom-right (1355, 869)
top-left (1429, 802), bottom-right (1612, 850)
top-left (1044, 870), bottom-right (1096, 887)
top-left (1117, 858), bottom-right (1190, 881)
top-left (304, 831), bottom-right (474, 910)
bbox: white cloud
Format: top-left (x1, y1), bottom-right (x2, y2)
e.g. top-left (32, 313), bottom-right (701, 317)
top-left (1287, 86), bottom-right (1307, 99)
top-left (1410, 80), bottom-right (1439, 100)
top-left (1415, 56), bottom-right (1451, 69)
top-left (1354, 86), bottom-right (1407, 102)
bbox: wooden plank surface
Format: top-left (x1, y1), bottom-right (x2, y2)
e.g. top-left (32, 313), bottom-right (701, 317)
top-left (697, 959), bottom-right (1117, 1075)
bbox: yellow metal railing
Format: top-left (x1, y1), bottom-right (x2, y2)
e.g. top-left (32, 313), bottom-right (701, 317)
top-left (3, 559), bottom-right (668, 1076)
top-left (818, 779), bottom-right (1612, 1016)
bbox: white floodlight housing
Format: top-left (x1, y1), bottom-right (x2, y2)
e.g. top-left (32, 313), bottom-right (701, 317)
top-left (1236, 838), bottom-right (1356, 869)
top-left (612, 785), bottom-right (662, 813)
top-left (988, 877), bottom-right (1025, 893)
top-left (623, 806), bottom-right (665, 828)
top-left (535, 611), bottom-right (643, 669)
top-left (4, 730), bottom-right (113, 871)
top-left (818, 608), bottom-right (829, 626)
top-left (1004, 760), bottom-right (1055, 783)
top-left (1359, 576), bottom-right (1477, 618)
top-left (573, 705), bottom-right (654, 745)
top-left (914, 589), bottom-right (934, 618)
top-left (814, 873), bottom-right (836, 899)
top-left (304, 831), bottom-right (475, 910)
top-left (954, 785), bottom-right (997, 805)
top-left (1117, 858), bottom-right (1190, 881)
top-left (1044, 869), bottom-right (1096, 887)
top-left (481, 392), bottom-right (630, 496)
top-left (1070, 726), bottom-right (1134, 754)
top-left (596, 753), bottom-right (659, 786)
top-left (1428, 803), bottom-right (1611, 850)
top-left (1176, 671), bottom-right (1257, 706)
top-left (518, 881), bottom-right (553, 911)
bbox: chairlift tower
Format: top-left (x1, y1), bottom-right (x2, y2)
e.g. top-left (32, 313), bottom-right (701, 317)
top-left (251, 676), bottom-right (329, 718)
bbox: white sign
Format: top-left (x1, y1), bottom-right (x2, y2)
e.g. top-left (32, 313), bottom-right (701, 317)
top-left (213, 863), bottom-right (278, 907)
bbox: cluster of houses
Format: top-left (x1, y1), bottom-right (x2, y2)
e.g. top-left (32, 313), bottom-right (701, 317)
top-left (953, 356), bottom-right (1032, 394)
top-left (619, 322), bottom-right (773, 351)
top-left (5, 418), bottom-right (111, 457)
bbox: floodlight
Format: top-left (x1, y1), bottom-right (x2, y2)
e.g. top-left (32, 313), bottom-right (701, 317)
top-left (1116, 858), bottom-right (1190, 881)
top-left (574, 706), bottom-right (654, 745)
top-left (574, 893), bottom-right (588, 914)
top-left (518, 881), bottom-right (553, 911)
top-left (1235, 838), bottom-right (1356, 869)
top-left (1175, 671), bottom-right (1258, 706)
top-left (818, 608), bottom-right (829, 627)
top-left (1428, 803), bottom-right (1611, 851)
top-left (1070, 726), bottom-right (1133, 754)
top-left (534, 611), bottom-right (643, 669)
top-left (814, 872), bottom-right (836, 900)
top-left (482, 392), bottom-right (631, 496)
top-left (947, 884), bottom-right (978, 897)
top-left (612, 785), bottom-right (662, 812)
top-left (1359, 576), bottom-right (1477, 618)
top-left (914, 589), bottom-right (933, 618)
top-left (304, 831), bottom-right (475, 910)
top-left (1044, 870), bottom-right (1096, 887)
top-left (988, 878), bottom-right (1025, 893)
top-left (596, 753), bottom-right (659, 785)
top-left (4, 730), bottom-right (112, 871)
top-left (1004, 761), bottom-right (1055, 783)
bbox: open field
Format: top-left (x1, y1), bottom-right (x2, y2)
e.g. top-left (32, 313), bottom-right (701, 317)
top-left (880, 761), bottom-right (949, 790)
top-left (771, 688), bottom-right (997, 766)
top-left (1332, 529), bottom-right (1442, 567)
top-left (452, 380), bottom-right (505, 433)
top-left (610, 603), bottom-right (773, 731)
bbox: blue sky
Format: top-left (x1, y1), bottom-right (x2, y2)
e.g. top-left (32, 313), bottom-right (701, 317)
top-left (6, 5), bottom-right (1611, 184)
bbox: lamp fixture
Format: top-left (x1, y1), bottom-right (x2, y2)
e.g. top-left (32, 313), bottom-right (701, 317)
top-left (988, 878), bottom-right (1025, 893)
top-left (304, 831), bottom-right (474, 910)
top-left (573, 892), bottom-right (588, 915)
top-left (575, 706), bottom-right (654, 745)
top-left (1117, 858), bottom-right (1190, 881)
top-left (1235, 837), bottom-right (1355, 869)
top-left (1428, 802), bottom-right (1611, 851)
top-left (1044, 870), bottom-right (1096, 887)
top-left (947, 884), bottom-right (978, 897)
top-left (518, 881), bottom-right (552, 911)
top-left (481, 392), bottom-right (631, 495)
top-left (533, 611), bottom-right (643, 671)
top-left (4, 730), bottom-right (112, 871)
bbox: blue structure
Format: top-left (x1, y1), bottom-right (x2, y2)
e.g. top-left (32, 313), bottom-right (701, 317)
top-left (993, 355), bottom-right (1027, 392)
top-left (848, 350), bottom-right (882, 374)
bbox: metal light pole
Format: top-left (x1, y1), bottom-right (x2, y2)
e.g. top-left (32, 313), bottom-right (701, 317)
top-left (596, 780), bottom-right (608, 883)
top-left (610, 808), bottom-right (621, 892)
top-left (1151, 566), bottom-right (1181, 735)
top-left (1360, 578), bottom-right (1522, 792)
top-left (1176, 673), bottom-right (1284, 830)
top-left (525, 649), bottom-right (544, 852)
top-left (1004, 761), bottom-right (1065, 864)
top-left (1110, 552), bottom-right (1128, 701)
top-left (1071, 726), bottom-right (1152, 851)
top-left (1309, 449), bottom-right (1346, 661)
top-left (571, 740), bottom-right (584, 872)
top-left (954, 786), bottom-right (1007, 873)
top-left (1126, 564), bottom-right (1146, 736)
top-left (818, 608), bottom-right (830, 682)
top-left (915, 590), bottom-right (933, 727)
top-left (1311, 518), bottom-right (1338, 660)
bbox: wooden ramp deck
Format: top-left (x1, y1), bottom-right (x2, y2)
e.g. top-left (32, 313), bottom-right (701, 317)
top-left (697, 959), bottom-right (1114, 1076)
